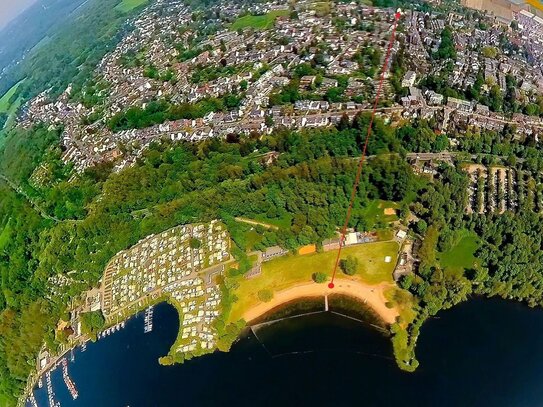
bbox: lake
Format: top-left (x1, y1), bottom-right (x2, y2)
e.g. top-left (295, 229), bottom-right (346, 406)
top-left (28, 297), bottom-right (543, 407)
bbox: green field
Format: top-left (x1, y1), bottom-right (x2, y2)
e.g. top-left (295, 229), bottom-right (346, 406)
top-left (438, 230), bottom-right (480, 273)
top-left (229, 240), bottom-right (399, 321)
top-left (357, 199), bottom-right (399, 230)
top-left (231, 9), bottom-right (289, 30)
top-left (115, 0), bottom-right (148, 13)
top-left (0, 221), bottom-right (11, 251)
top-left (0, 80), bottom-right (24, 113)
top-left (0, 80), bottom-right (25, 141)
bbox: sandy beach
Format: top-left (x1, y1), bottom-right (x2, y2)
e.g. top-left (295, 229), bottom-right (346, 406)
top-left (242, 278), bottom-right (399, 324)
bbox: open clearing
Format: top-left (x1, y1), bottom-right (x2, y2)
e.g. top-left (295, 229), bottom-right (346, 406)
top-left (0, 80), bottom-right (24, 113)
top-left (231, 10), bottom-right (289, 30)
top-left (438, 229), bottom-right (480, 273)
top-left (115, 0), bottom-right (148, 13)
top-left (229, 240), bottom-right (399, 322)
top-left (356, 199), bottom-right (399, 230)
top-left (0, 221), bottom-right (11, 251)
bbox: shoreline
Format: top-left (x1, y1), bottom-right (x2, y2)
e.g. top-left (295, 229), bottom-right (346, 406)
top-left (242, 278), bottom-right (400, 325)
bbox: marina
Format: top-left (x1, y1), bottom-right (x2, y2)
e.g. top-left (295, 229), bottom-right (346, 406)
top-left (25, 320), bottom-right (129, 407)
top-left (61, 359), bottom-right (78, 400)
top-left (27, 394), bottom-right (37, 407)
top-left (45, 371), bottom-right (59, 407)
top-left (144, 306), bottom-right (154, 333)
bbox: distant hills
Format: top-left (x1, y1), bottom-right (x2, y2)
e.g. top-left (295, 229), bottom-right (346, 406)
top-left (0, 0), bottom-right (88, 80)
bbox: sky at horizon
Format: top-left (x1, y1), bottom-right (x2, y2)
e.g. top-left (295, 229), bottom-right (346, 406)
top-left (0, 0), bottom-right (38, 29)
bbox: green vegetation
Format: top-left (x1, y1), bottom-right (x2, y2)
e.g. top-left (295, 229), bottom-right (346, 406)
top-left (257, 289), bottom-right (274, 302)
top-left (80, 311), bottom-right (106, 340)
top-left (231, 10), bottom-right (289, 30)
top-left (434, 26), bottom-right (456, 60)
top-left (189, 238), bottom-right (202, 249)
top-left (0, 81), bottom-right (24, 113)
top-left (253, 213), bottom-right (292, 229)
top-left (0, 80), bottom-right (25, 134)
top-left (107, 96), bottom-right (243, 131)
top-left (340, 255), bottom-right (359, 276)
top-left (115, 0), bottom-right (149, 13)
top-left (229, 241), bottom-right (399, 321)
top-left (0, 111), bottom-right (421, 404)
top-left (0, 221), bottom-right (11, 251)
top-left (355, 199), bottom-right (398, 231)
top-left (437, 229), bottom-right (480, 273)
top-left (312, 271), bottom-right (328, 283)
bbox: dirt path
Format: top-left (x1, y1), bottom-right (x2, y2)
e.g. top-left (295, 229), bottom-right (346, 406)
top-left (243, 278), bottom-right (399, 325)
top-left (235, 217), bottom-right (279, 230)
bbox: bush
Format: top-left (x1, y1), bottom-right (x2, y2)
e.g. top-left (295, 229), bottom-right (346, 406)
top-left (189, 238), bottom-right (202, 249)
top-left (257, 289), bottom-right (273, 302)
top-left (339, 255), bottom-right (358, 276)
top-left (312, 272), bottom-right (327, 283)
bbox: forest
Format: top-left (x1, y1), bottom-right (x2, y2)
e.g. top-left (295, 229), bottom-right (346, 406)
top-left (0, 112), bottom-right (418, 404)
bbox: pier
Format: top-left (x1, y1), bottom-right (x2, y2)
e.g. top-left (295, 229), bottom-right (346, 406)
top-left (61, 358), bottom-right (78, 400)
top-left (45, 371), bottom-right (60, 407)
top-left (144, 306), bottom-right (154, 333)
top-left (28, 393), bottom-right (38, 407)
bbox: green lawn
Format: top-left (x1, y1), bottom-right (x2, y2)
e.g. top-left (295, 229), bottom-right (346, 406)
top-left (356, 199), bottom-right (399, 230)
top-left (0, 80), bottom-right (25, 144)
top-left (0, 221), bottom-right (11, 251)
top-left (438, 230), bottom-right (480, 273)
top-left (0, 80), bottom-right (24, 113)
top-left (115, 0), bottom-right (148, 13)
top-left (229, 240), bottom-right (399, 321)
top-left (231, 9), bottom-right (289, 30)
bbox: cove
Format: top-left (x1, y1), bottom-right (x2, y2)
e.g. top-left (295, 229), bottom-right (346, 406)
top-left (28, 297), bottom-right (543, 407)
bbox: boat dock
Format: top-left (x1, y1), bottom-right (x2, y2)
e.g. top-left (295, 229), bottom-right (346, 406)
top-left (61, 358), bottom-right (78, 400)
top-left (144, 306), bottom-right (154, 333)
top-left (45, 371), bottom-right (60, 407)
top-left (27, 393), bottom-right (38, 407)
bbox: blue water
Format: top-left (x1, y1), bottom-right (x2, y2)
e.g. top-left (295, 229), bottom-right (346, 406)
top-left (28, 298), bottom-right (543, 407)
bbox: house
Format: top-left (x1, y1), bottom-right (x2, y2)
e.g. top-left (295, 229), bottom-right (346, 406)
top-left (262, 246), bottom-right (288, 261)
top-left (425, 90), bottom-right (444, 105)
top-left (345, 232), bottom-right (358, 246)
top-left (300, 75), bottom-right (317, 89)
top-left (402, 71), bottom-right (417, 87)
top-left (447, 97), bottom-right (472, 113)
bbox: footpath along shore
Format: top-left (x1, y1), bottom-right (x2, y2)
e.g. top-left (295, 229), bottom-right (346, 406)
top-left (243, 278), bottom-right (399, 325)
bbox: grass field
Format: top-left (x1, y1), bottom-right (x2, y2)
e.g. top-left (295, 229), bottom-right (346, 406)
top-left (438, 229), bottom-right (480, 273)
top-left (229, 241), bottom-right (399, 321)
top-left (357, 199), bottom-right (399, 230)
top-left (231, 9), bottom-right (289, 30)
top-left (0, 80), bottom-right (24, 113)
top-left (115, 0), bottom-right (148, 13)
top-left (0, 221), bottom-right (11, 251)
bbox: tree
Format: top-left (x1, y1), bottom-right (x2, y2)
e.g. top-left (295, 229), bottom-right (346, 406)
top-left (312, 272), bottom-right (327, 283)
top-left (257, 289), bottom-right (273, 302)
top-left (80, 311), bottom-right (105, 339)
top-left (340, 255), bottom-right (359, 275)
top-left (189, 238), bottom-right (202, 249)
